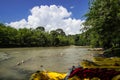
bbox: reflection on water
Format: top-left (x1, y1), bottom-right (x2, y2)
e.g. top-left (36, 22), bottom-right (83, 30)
top-left (0, 46), bottom-right (102, 80)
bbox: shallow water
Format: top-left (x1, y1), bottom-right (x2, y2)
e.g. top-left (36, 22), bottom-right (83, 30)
top-left (0, 46), bottom-right (102, 80)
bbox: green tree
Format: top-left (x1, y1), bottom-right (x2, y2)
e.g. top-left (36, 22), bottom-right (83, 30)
top-left (0, 23), bottom-right (77, 47)
top-left (0, 24), bottom-right (18, 47)
top-left (50, 30), bottom-right (59, 46)
top-left (84, 0), bottom-right (120, 49)
top-left (36, 26), bottom-right (45, 32)
top-left (56, 28), bottom-right (66, 36)
top-left (17, 28), bottom-right (33, 46)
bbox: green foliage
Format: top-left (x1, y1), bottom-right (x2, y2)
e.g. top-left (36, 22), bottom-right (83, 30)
top-left (0, 24), bottom-right (74, 47)
top-left (36, 26), bottom-right (45, 32)
top-left (0, 24), bottom-right (18, 47)
top-left (84, 0), bottom-right (120, 49)
top-left (74, 31), bottom-right (91, 46)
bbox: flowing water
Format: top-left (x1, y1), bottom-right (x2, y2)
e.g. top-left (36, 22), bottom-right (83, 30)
top-left (0, 46), bottom-right (102, 80)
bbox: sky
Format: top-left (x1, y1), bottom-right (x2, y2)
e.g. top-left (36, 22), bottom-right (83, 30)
top-left (0, 0), bottom-right (89, 35)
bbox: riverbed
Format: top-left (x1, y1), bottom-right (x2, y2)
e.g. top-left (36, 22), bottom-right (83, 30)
top-left (0, 46), bottom-right (102, 80)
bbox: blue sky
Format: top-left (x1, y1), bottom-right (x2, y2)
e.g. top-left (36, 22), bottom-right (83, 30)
top-left (0, 0), bottom-right (89, 34)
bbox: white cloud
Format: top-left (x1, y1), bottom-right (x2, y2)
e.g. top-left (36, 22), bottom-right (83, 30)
top-left (7, 5), bottom-right (84, 35)
top-left (8, 19), bottom-right (27, 29)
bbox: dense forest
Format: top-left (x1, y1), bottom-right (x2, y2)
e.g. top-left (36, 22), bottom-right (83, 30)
top-left (83, 0), bottom-right (120, 50)
top-left (0, 0), bottom-right (120, 49)
top-left (0, 23), bottom-right (77, 47)
top-left (0, 23), bottom-right (90, 48)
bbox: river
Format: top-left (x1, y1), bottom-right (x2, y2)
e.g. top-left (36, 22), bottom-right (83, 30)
top-left (0, 46), bottom-right (102, 80)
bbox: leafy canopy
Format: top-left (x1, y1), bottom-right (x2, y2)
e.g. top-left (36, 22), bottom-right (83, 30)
top-left (84, 0), bottom-right (120, 49)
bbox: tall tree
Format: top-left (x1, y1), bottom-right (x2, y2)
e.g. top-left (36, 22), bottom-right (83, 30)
top-left (36, 26), bottom-right (45, 32)
top-left (84, 0), bottom-right (120, 49)
top-left (56, 28), bottom-right (66, 36)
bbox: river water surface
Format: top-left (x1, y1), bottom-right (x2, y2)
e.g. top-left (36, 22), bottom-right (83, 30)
top-left (0, 46), bottom-right (102, 80)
